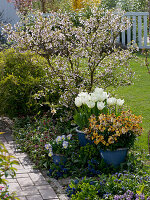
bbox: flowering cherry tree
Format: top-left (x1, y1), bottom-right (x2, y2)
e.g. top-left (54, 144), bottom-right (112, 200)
top-left (2, 7), bottom-right (135, 117)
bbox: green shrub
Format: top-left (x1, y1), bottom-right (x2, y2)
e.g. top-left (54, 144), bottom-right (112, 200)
top-left (0, 48), bottom-right (47, 118)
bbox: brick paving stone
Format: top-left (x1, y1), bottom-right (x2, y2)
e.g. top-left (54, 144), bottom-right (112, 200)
top-left (47, 198), bottom-right (59, 200)
top-left (10, 157), bottom-right (20, 161)
top-left (13, 163), bottom-right (26, 170)
top-left (36, 185), bottom-right (53, 190)
top-left (8, 178), bottom-right (17, 183)
top-left (29, 172), bottom-right (45, 183)
top-left (16, 169), bottom-right (40, 174)
top-left (16, 169), bottom-right (32, 174)
top-left (16, 173), bottom-right (30, 178)
top-left (21, 186), bottom-right (37, 191)
top-left (14, 149), bottom-right (24, 153)
top-left (6, 149), bottom-right (15, 155)
top-left (17, 197), bottom-right (27, 200)
top-left (26, 195), bottom-right (43, 200)
top-left (19, 157), bottom-right (34, 164)
top-left (19, 186), bottom-right (40, 193)
top-left (3, 142), bottom-right (14, 147)
top-left (6, 139), bottom-right (15, 144)
top-left (15, 153), bottom-right (28, 158)
top-left (34, 180), bottom-right (49, 186)
top-left (39, 188), bottom-right (58, 199)
top-left (23, 165), bottom-right (35, 170)
top-left (58, 194), bottom-right (69, 200)
top-left (8, 182), bottom-right (22, 193)
top-left (17, 177), bottom-right (34, 187)
top-left (5, 145), bottom-right (15, 150)
top-left (17, 190), bottom-right (40, 196)
top-left (0, 138), bottom-right (7, 143)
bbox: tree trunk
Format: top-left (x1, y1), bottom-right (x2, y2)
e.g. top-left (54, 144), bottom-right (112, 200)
top-left (41, 0), bottom-right (46, 13)
top-left (90, 70), bottom-right (94, 92)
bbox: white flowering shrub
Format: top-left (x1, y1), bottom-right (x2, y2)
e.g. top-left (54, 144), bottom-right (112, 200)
top-left (2, 7), bottom-right (135, 120)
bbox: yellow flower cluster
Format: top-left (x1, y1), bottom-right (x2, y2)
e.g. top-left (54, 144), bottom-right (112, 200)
top-left (72, 0), bottom-right (83, 10)
top-left (86, 110), bottom-right (143, 147)
top-left (71, 0), bottom-right (101, 11)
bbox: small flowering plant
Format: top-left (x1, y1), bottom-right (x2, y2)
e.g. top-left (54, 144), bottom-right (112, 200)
top-left (84, 110), bottom-right (143, 150)
top-left (45, 134), bottom-right (74, 157)
top-left (74, 87), bottom-right (125, 130)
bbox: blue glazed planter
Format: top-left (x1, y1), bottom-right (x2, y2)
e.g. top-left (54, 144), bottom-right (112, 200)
top-left (52, 154), bottom-right (67, 165)
top-left (100, 148), bottom-right (128, 167)
top-left (76, 127), bottom-right (92, 146)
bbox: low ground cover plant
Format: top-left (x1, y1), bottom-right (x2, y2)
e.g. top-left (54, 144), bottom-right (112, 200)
top-left (13, 114), bottom-right (71, 168)
top-left (66, 168), bottom-right (150, 199)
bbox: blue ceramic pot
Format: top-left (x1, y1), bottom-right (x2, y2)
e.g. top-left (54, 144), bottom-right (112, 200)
top-left (52, 154), bottom-right (67, 165)
top-left (76, 127), bottom-right (92, 146)
top-left (100, 148), bottom-right (128, 167)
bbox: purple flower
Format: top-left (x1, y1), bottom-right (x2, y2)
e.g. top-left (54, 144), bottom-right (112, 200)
top-left (114, 195), bottom-right (120, 200)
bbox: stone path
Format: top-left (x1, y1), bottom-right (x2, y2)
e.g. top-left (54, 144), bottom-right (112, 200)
top-left (0, 132), bottom-right (60, 200)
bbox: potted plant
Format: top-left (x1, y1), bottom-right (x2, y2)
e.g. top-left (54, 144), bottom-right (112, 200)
top-left (74, 87), bottom-right (125, 146)
top-left (84, 110), bottom-right (143, 167)
top-left (45, 134), bottom-right (74, 164)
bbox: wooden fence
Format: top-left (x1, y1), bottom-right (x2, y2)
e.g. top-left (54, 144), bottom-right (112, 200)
top-left (118, 12), bottom-right (150, 49)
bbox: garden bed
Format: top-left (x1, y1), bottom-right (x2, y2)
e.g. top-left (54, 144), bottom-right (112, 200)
top-left (12, 114), bottom-right (150, 200)
top-left (0, 4), bottom-right (150, 199)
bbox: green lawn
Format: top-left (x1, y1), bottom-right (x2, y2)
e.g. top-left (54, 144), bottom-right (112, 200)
top-left (113, 53), bottom-right (150, 152)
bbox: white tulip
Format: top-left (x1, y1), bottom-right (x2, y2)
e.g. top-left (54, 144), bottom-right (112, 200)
top-left (78, 92), bottom-right (88, 97)
top-left (116, 99), bottom-right (124, 106)
top-left (94, 87), bottom-right (104, 94)
top-left (107, 97), bottom-right (117, 106)
top-left (86, 101), bottom-right (95, 108)
top-left (98, 92), bottom-right (108, 101)
top-left (75, 96), bottom-right (82, 107)
top-left (97, 102), bottom-right (105, 110)
top-left (90, 93), bottom-right (98, 102)
top-left (82, 93), bottom-right (91, 104)
top-left (78, 92), bottom-right (90, 104)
